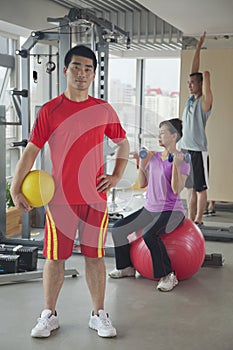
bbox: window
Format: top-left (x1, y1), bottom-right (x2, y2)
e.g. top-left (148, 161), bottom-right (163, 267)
top-left (108, 58), bottom-right (138, 152)
top-left (142, 58), bottom-right (180, 151)
top-left (108, 57), bottom-right (181, 153)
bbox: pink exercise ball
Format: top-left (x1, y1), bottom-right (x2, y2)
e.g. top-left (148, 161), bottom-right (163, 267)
top-left (130, 218), bottom-right (205, 281)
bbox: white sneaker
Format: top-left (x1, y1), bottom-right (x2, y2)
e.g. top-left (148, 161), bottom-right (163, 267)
top-left (157, 272), bottom-right (178, 292)
top-left (31, 309), bottom-right (59, 337)
top-left (108, 266), bottom-right (135, 279)
top-left (89, 309), bottom-right (117, 337)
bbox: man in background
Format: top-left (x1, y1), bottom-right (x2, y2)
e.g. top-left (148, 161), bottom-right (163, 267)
top-left (180, 32), bottom-right (213, 226)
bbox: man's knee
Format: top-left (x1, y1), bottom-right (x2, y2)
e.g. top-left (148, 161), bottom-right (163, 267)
top-left (85, 256), bottom-right (104, 266)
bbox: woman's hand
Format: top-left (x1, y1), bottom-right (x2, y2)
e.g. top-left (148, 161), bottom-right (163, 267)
top-left (173, 153), bottom-right (185, 167)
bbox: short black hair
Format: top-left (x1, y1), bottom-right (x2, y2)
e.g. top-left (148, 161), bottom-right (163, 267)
top-left (159, 118), bottom-right (183, 142)
top-left (64, 45), bottom-right (97, 72)
top-left (189, 72), bottom-right (203, 83)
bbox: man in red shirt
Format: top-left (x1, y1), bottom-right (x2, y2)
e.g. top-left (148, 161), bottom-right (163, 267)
top-left (11, 45), bottom-right (129, 338)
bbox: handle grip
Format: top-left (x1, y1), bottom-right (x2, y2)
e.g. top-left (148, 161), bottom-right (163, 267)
top-left (10, 139), bottom-right (28, 147)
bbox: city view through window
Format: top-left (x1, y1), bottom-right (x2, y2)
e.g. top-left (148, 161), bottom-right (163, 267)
top-left (108, 58), bottom-right (180, 153)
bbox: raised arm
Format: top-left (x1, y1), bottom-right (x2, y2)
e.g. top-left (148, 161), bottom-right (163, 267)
top-left (171, 154), bottom-right (189, 194)
top-left (191, 32), bottom-right (206, 73)
top-left (202, 70), bottom-right (213, 112)
top-left (138, 151), bottom-right (154, 188)
top-left (138, 157), bottom-right (149, 188)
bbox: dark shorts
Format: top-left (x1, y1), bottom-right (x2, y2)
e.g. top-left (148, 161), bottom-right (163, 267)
top-left (182, 150), bottom-right (209, 192)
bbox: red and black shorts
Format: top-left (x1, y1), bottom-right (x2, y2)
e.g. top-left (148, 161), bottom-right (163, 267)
top-left (43, 203), bottom-right (108, 260)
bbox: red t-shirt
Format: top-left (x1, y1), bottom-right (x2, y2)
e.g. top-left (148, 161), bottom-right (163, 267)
top-left (29, 94), bottom-right (126, 205)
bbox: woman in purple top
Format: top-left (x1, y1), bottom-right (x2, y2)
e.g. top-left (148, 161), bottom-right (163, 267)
top-left (109, 118), bottom-right (190, 292)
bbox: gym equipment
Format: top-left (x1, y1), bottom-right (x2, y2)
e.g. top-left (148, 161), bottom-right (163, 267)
top-left (45, 60), bottom-right (56, 74)
top-left (0, 255), bottom-right (19, 274)
top-left (0, 268), bottom-right (79, 284)
top-left (201, 224), bottom-right (233, 242)
top-left (168, 152), bottom-right (191, 163)
top-left (0, 244), bottom-right (38, 271)
top-left (139, 148), bottom-right (149, 159)
top-left (139, 149), bottom-right (191, 164)
top-left (130, 218), bottom-right (205, 280)
top-left (21, 170), bottom-right (55, 207)
top-left (10, 139), bottom-right (27, 148)
top-left (108, 213), bottom-right (124, 223)
top-left (202, 253), bottom-right (225, 267)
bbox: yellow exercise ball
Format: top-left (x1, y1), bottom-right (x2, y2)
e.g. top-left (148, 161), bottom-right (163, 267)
top-left (21, 170), bottom-right (55, 207)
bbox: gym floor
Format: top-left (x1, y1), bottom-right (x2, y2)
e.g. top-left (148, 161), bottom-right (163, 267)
top-left (1, 202), bottom-right (233, 350)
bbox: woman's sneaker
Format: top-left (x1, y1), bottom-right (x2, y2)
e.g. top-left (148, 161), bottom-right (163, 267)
top-left (108, 266), bottom-right (135, 278)
top-left (89, 309), bottom-right (117, 337)
top-left (157, 272), bottom-right (178, 292)
top-left (31, 309), bottom-right (59, 337)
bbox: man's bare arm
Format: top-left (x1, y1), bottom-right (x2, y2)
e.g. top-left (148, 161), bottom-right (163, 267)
top-left (202, 70), bottom-right (213, 112)
top-left (191, 32), bottom-right (206, 73)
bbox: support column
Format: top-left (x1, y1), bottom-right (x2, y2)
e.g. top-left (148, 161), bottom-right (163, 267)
top-left (58, 18), bottom-right (71, 94)
top-left (136, 59), bottom-right (145, 149)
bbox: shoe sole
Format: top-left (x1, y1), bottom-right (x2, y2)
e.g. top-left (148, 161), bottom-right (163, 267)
top-left (203, 212), bottom-right (216, 217)
top-left (31, 325), bottom-right (59, 338)
top-left (108, 273), bottom-right (135, 279)
top-left (157, 282), bottom-right (178, 292)
top-left (89, 324), bottom-right (117, 338)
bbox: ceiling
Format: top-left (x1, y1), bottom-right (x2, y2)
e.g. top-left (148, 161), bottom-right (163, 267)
top-left (49, 0), bottom-right (233, 53)
top-left (1, 0), bottom-right (233, 52)
top-left (140, 0), bottom-right (233, 49)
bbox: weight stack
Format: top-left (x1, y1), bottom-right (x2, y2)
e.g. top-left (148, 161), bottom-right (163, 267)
top-left (0, 245), bottom-right (38, 272)
top-left (0, 254), bottom-right (19, 274)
